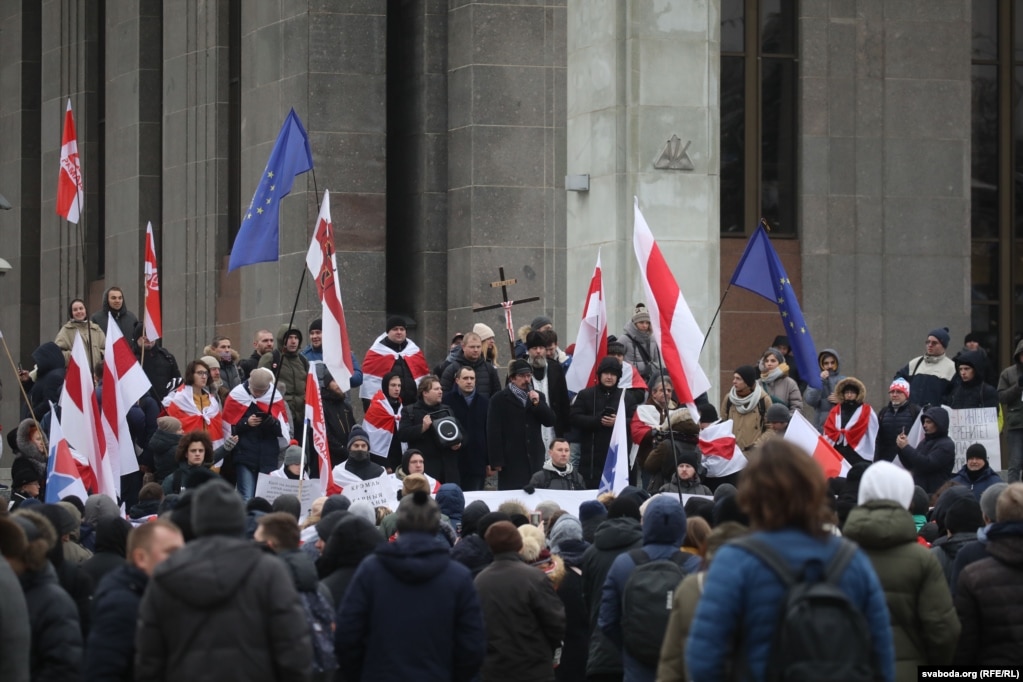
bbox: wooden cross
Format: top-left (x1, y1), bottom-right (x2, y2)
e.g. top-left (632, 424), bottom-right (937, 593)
top-left (473, 267), bottom-right (541, 357)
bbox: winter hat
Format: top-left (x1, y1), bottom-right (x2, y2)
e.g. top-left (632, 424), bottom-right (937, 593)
top-left (200, 355), bottom-right (220, 370)
top-left (858, 461), bottom-right (915, 509)
top-left (713, 483), bottom-right (737, 502)
top-left (461, 500), bottom-right (491, 536)
top-left (397, 489), bottom-right (441, 534)
top-left (84, 493), bottom-right (121, 525)
top-left (945, 496), bottom-right (984, 534)
top-left (401, 473), bottom-right (431, 498)
top-left (607, 497), bottom-right (641, 522)
top-left (309, 318), bottom-right (322, 333)
top-left (347, 425), bottom-right (370, 450)
top-left (684, 497), bottom-right (715, 525)
top-left (12, 466), bottom-right (40, 489)
top-left (617, 485), bottom-right (651, 508)
top-left (632, 303), bottom-right (651, 325)
top-left (37, 504), bottom-right (75, 537)
top-left (192, 479), bottom-right (246, 537)
top-left (675, 447), bottom-right (701, 472)
top-left (472, 323), bottom-right (495, 342)
top-left (518, 523), bottom-right (546, 561)
top-left (247, 497), bottom-right (273, 514)
top-left (735, 365), bottom-right (758, 389)
top-left (183, 467), bottom-right (218, 490)
top-left (713, 494), bottom-right (750, 527)
top-left (606, 338), bottom-right (626, 357)
top-left (157, 416), bottom-right (183, 434)
top-left (966, 444), bottom-right (988, 463)
top-left (385, 315), bottom-right (406, 332)
top-left (316, 510), bottom-right (348, 541)
top-left (477, 511), bottom-right (511, 540)
top-left (910, 486), bottom-right (930, 516)
top-left (485, 520), bottom-right (523, 554)
top-left (928, 327), bottom-right (951, 350)
top-left (698, 404), bottom-right (719, 424)
top-left (762, 348), bottom-right (786, 365)
top-left (271, 494), bottom-right (301, 521)
top-left (57, 502), bottom-right (82, 538)
top-left (596, 356), bottom-right (623, 379)
top-left (764, 404), bottom-right (791, 424)
top-left (641, 497), bottom-right (687, 545)
top-left (322, 494), bottom-right (352, 515)
top-left (348, 500), bottom-right (377, 526)
top-left (981, 483), bottom-right (1008, 522)
top-left (283, 445), bottom-right (304, 467)
top-left (525, 331), bottom-right (546, 349)
top-left (509, 358), bottom-right (533, 376)
top-left (530, 316), bottom-right (553, 331)
top-left (578, 500), bottom-right (607, 524)
top-left (548, 514), bottom-right (583, 554)
top-left (888, 378), bottom-right (911, 398)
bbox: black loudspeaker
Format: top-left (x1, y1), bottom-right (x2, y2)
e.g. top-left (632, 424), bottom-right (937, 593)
top-left (429, 408), bottom-right (463, 448)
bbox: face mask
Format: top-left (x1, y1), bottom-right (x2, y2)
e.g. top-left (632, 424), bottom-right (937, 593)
top-left (349, 447), bottom-right (369, 462)
top-left (219, 351), bottom-right (232, 361)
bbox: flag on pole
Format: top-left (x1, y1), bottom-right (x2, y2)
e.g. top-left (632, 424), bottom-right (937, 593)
top-left (729, 225), bottom-right (821, 389)
top-left (229, 108), bottom-right (314, 271)
top-left (305, 363), bottom-right (341, 496)
top-left (101, 315), bottom-right (152, 488)
top-left (698, 419), bottom-right (748, 478)
top-left (143, 221), bottom-right (162, 340)
top-left (57, 99), bottom-right (85, 223)
top-left (45, 412), bottom-right (90, 503)
top-left (565, 251), bottom-right (608, 393)
top-left (784, 410), bottom-right (851, 478)
top-left (59, 334), bottom-right (116, 500)
top-left (599, 390), bottom-right (630, 495)
top-left (632, 198), bottom-right (711, 408)
top-left (306, 190), bottom-right (355, 391)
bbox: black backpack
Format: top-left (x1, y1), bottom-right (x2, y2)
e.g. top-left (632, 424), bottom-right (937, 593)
top-left (299, 588), bottom-right (338, 674)
top-left (620, 549), bottom-right (689, 667)
top-left (731, 537), bottom-right (875, 682)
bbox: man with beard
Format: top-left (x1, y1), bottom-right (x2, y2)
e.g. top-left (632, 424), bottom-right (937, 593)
top-left (487, 359), bottom-right (557, 490)
top-left (206, 336), bottom-right (242, 389)
top-left (524, 330), bottom-right (570, 445)
top-left (240, 329), bottom-right (275, 379)
top-left (259, 325), bottom-right (310, 430)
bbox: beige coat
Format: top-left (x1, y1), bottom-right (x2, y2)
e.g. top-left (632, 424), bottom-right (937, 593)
top-left (54, 320), bottom-right (105, 369)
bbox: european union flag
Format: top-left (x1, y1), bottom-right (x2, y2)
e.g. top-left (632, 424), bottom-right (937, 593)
top-left (228, 109), bottom-right (314, 271)
top-left (730, 225), bottom-right (822, 390)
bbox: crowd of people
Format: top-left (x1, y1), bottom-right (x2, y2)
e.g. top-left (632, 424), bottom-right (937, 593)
top-left (3, 290), bottom-right (1023, 679)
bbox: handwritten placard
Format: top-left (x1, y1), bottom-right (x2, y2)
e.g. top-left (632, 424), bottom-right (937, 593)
top-left (947, 408), bottom-right (1001, 472)
top-left (254, 474), bottom-right (321, 517)
top-left (340, 475), bottom-right (402, 508)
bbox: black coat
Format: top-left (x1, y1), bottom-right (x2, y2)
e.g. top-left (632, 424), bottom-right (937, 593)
top-left (475, 552), bottom-right (567, 682)
top-left (138, 344), bottom-right (181, 402)
top-left (396, 398), bottom-right (462, 485)
top-left (875, 401), bottom-right (921, 462)
top-left (896, 406), bottom-right (955, 494)
top-left (440, 350), bottom-right (502, 398)
top-left (84, 564), bottom-right (147, 682)
top-left (486, 387), bottom-right (557, 490)
top-left (135, 535), bottom-right (312, 681)
top-left (570, 384), bottom-right (636, 488)
top-left (443, 387), bottom-right (490, 484)
top-left (144, 429), bottom-right (181, 482)
top-left (228, 388), bottom-right (284, 474)
top-left (316, 515), bottom-right (385, 611)
top-left (24, 342), bottom-right (66, 422)
top-left (954, 522), bottom-right (1023, 665)
top-left (528, 464), bottom-right (587, 491)
top-left (21, 564), bottom-right (83, 682)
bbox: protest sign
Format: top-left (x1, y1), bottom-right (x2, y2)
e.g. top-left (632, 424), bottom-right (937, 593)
top-left (947, 408), bottom-right (1001, 472)
top-left (340, 475), bottom-right (402, 509)
top-left (254, 474), bottom-right (321, 517)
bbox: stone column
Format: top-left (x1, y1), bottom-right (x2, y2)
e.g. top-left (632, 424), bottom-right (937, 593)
top-left (566, 0), bottom-right (720, 400)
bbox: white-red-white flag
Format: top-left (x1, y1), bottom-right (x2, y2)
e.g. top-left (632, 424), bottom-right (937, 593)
top-left (785, 410), bottom-right (852, 478)
top-left (632, 198), bottom-right (711, 411)
top-left (698, 419), bottom-right (748, 478)
top-left (57, 99), bottom-right (84, 223)
top-left (143, 221), bottom-right (162, 340)
top-left (306, 190), bottom-right (355, 392)
top-left (565, 251), bottom-right (609, 393)
top-left (102, 314), bottom-right (152, 487)
top-left (305, 363), bottom-right (341, 496)
top-left (59, 334), bottom-right (116, 500)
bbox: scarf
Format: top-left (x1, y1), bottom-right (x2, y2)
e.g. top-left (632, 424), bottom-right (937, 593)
top-left (163, 385), bottom-right (224, 445)
top-left (359, 334), bottom-right (430, 401)
top-left (823, 402), bottom-right (878, 459)
top-left (221, 382), bottom-right (292, 442)
top-left (363, 390), bottom-right (404, 458)
top-left (509, 382), bottom-right (529, 406)
top-left (727, 383), bottom-right (765, 414)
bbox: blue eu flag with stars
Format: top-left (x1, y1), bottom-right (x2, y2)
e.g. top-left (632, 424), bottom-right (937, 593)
top-left (229, 108), bottom-right (314, 271)
top-left (730, 225), bottom-right (822, 390)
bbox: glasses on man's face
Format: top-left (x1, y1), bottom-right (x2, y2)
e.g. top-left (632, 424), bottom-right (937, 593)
top-left (195, 371), bottom-right (209, 377)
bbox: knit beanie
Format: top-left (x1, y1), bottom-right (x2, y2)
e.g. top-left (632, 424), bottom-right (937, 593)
top-left (578, 500), bottom-right (607, 524)
top-left (485, 520), bottom-right (523, 554)
top-left (548, 515), bottom-right (584, 554)
top-left (192, 479), bottom-right (246, 537)
top-left (698, 404), bottom-right (719, 424)
top-left (597, 356), bottom-right (623, 379)
top-left (858, 461), bottom-right (915, 509)
top-left (608, 497), bottom-right (642, 521)
top-left (477, 511), bottom-right (511, 540)
top-left (764, 404), bottom-right (791, 424)
top-left (348, 500), bottom-right (377, 526)
top-left (199, 355), bottom-right (220, 370)
top-left (271, 494), bottom-right (301, 521)
top-left (347, 425), bottom-right (370, 451)
top-left (981, 482), bottom-right (1008, 523)
top-left (309, 318), bottom-right (322, 333)
top-left (735, 365), bottom-right (758, 389)
top-left (714, 483), bottom-right (737, 502)
top-left (461, 500), bottom-right (491, 536)
top-left (525, 331), bottom-right (546, 349)
top-left (966, 443), bottom-right (988, 463)
top-left (322, 495), bottom-right (352, 515)
top-left (928, 327), bottom-right (951, 350)
top-left (397, 489), bottom-right (441, 534)
top-left (157, 416), bottom-right (182, 434)
top-left (888, 378), bottom-right (911, 398)
top-left (530, 316), bottom-right (553, 331)
top-left (386, 315), bottom-right (406, 332)
top-left (945, 496), bottom-right (984, 534)
top-left (618, 485), bottom-right (651, 507)
top-left (472, 323), bottom-right (495, 342)
top-left (283, 445), bottom-right (304, 467)
top-left (631, 303), bottom-right (650, 325)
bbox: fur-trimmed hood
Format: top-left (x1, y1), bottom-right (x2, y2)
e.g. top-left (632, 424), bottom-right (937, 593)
top-left (835, 376), bottom-right (867, 404)
top-left (203, 344), bottom-right (241, 363)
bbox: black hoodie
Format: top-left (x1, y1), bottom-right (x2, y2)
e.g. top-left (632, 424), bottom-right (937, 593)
top-left (317, 515), bottom-right (385, 610)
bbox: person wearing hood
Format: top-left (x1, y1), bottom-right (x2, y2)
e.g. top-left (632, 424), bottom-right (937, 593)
top-left (721, 364), bottom-right (772, 451)
top-left (144, 416), bottom-right (183, 484)
top-left (85, 520), bottom-right (184, 682)
top-left (258, 324), bottom-right (310, 429)
top-left (529, 438), bottom-right (587, 490)
top-left (930, 495), bottom-right (984, 589)
top-left (136, 479), bottom-right (312, 680)
top-left (757, 347), bottom-right (802, 414)
top-left (396, 375), bottom-right (464, 485)
top-left (895, 327), bottom-right (956, 409)
top-left (841, 461), bottom-right (960, 681)
top-left (17, 341), bottom-right (66, 422)
top-left (944, 349), bottom-right (998, 409)
top-left (950, 444), bottom-right (1003, 501)
top-left (436, 483), bottom-right (465, 529)
top-left (804, 348), bottom-right (846, 430)
top-left (451, 503), bottom-right (498, 577)
top-left (80, 516), bottom-right (133, 587)
top-left (620, 303), bottom-right (662, 384)
top-left (336, 490), bottom-right (486, 681)
top-left (547, 515), bottom-right (590, 682)
top-left (997, 337), bottom-right (1023, 482)
top-left (954, 483), bottom-right (1023, 665)
top-left (657, 446), bottom-right (713, 496)
top-left (822, 377), bottom-right (879, 467)
top-left (332, 426), bottom-right (386, 485)
top-left (317, 514), bottom-right (385, 610)
top-left (599, 497), bottom-right (699, 682)
top-left (875, 378), bottom-right (922, 463)
top-left (90, 286), bottom-right (140, 352)
top-left (571, 356), bottom-right (637, 489)
top-left (476, 520), bottom-right (566, 682)
top-left (895, 406), bottom-right (956, 494)
top-left (54, 297), bottom-right (105, 369)
top-left (14, 417), bottom-right (48, 484)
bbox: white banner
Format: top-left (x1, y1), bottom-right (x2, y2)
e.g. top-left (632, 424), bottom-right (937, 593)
top-left (341, 475), bottom-right (403, 509)
top-left (947, 407), bottom-right (1001, 472)
top-left (462, 489), bottom-right (711, 519)
top-left (254, 474), bottom-right (322, 518)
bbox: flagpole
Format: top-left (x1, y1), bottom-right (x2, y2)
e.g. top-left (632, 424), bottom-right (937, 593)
top-left (0, 334), bottom-right (46, 446)
top-left (140, 308), bottom-right (147, 367)
top-left (298, 417), bottom-right (310, 500)
top-left (700, 284), bottom-right (731, 355)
